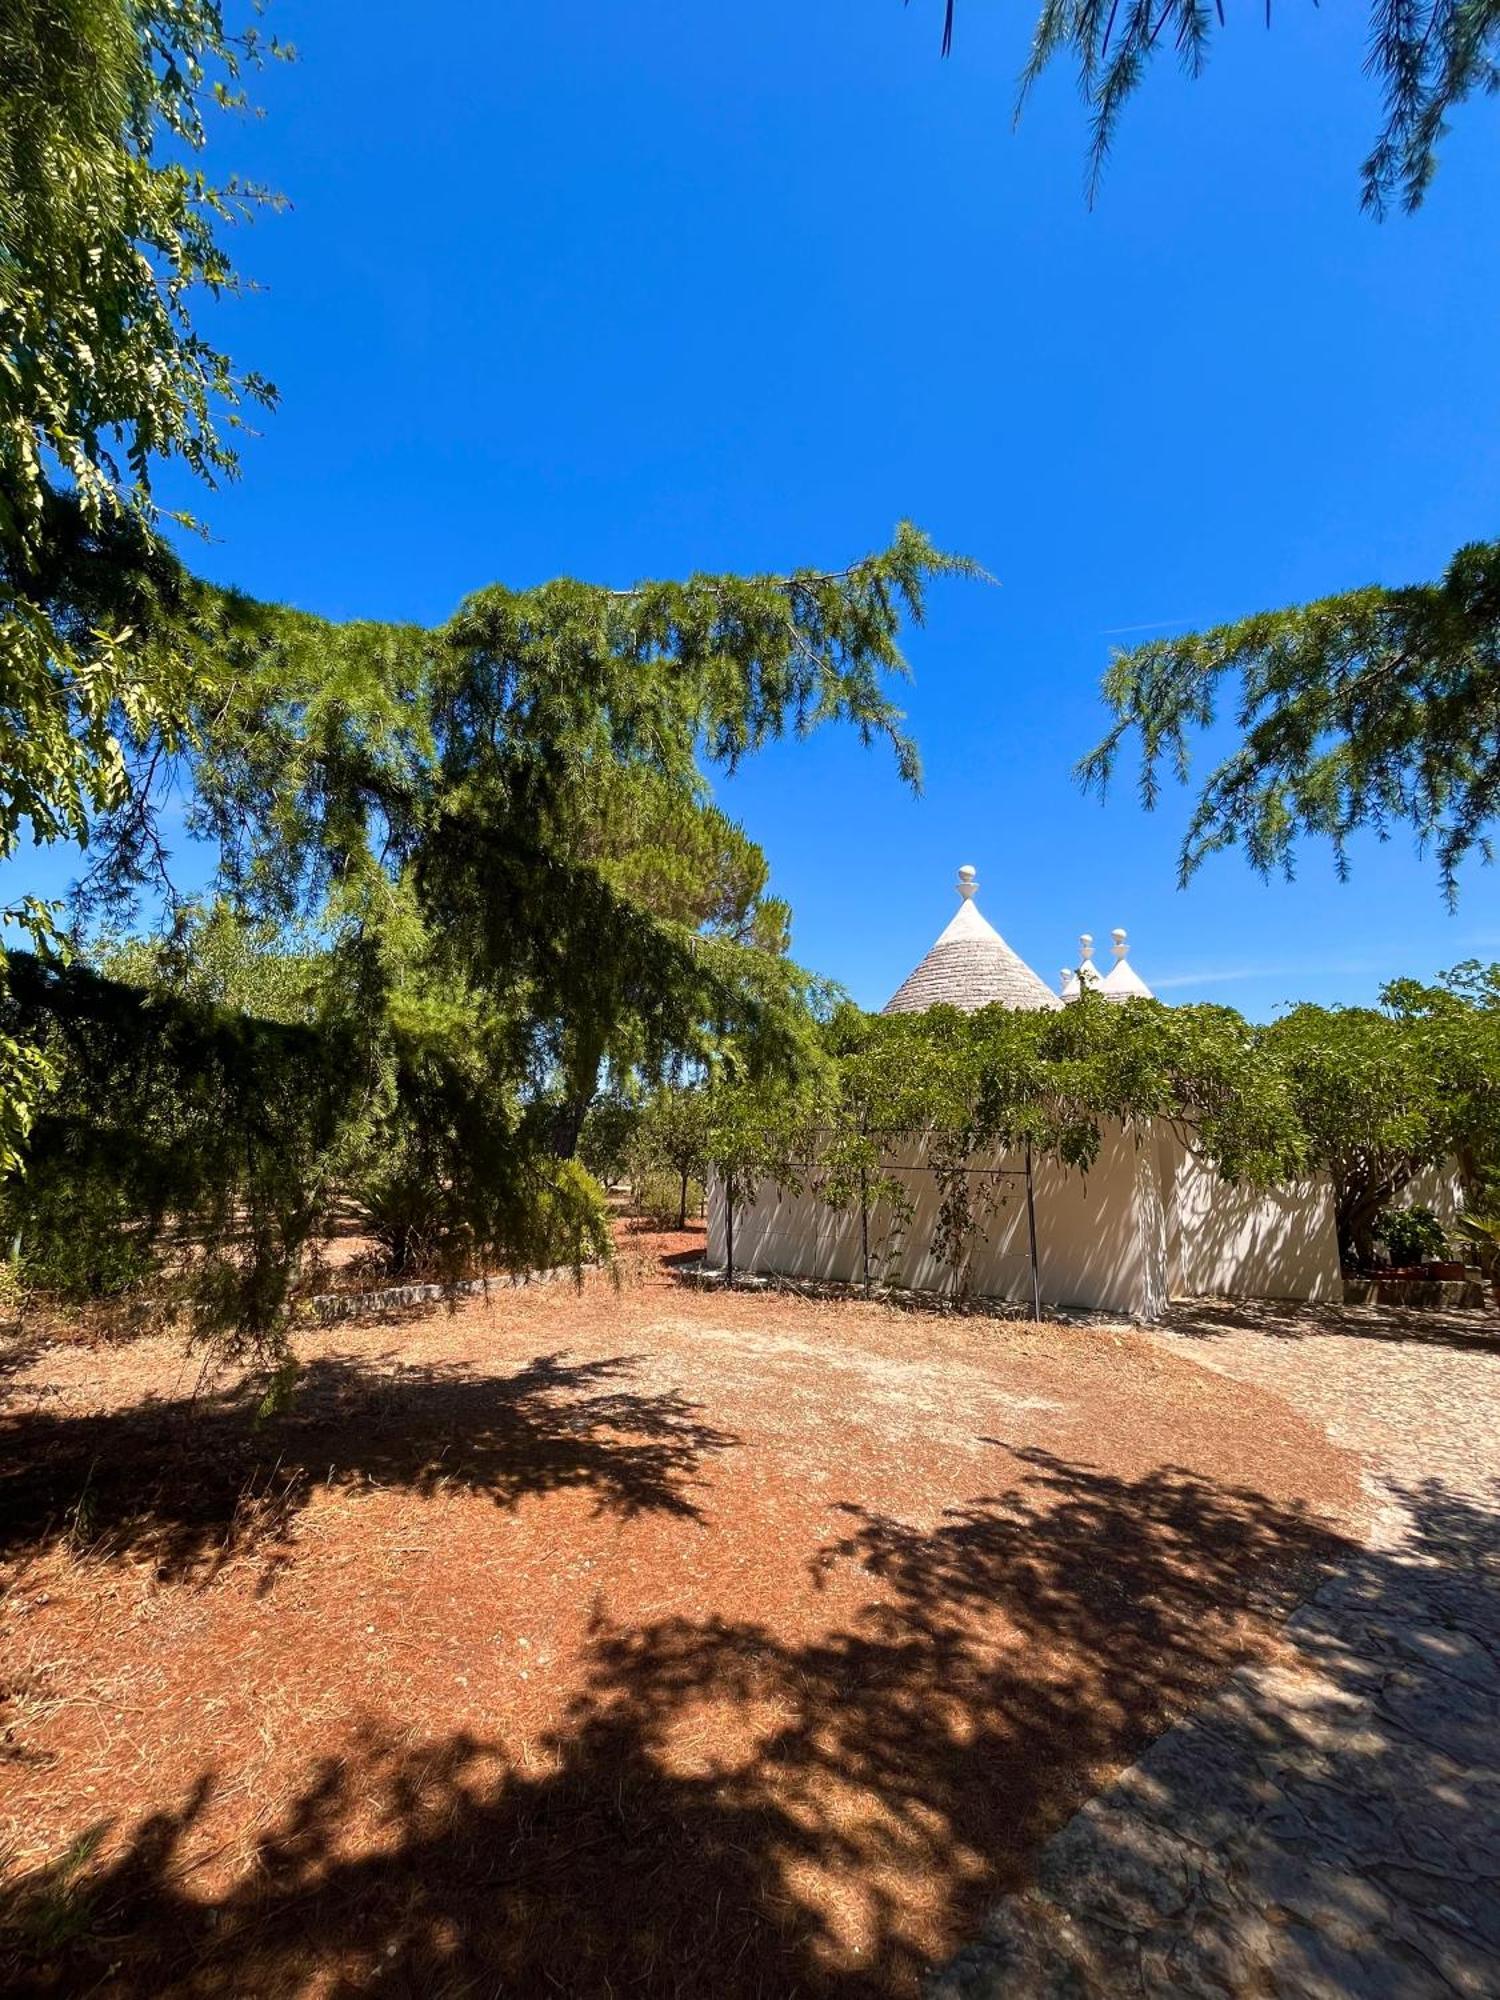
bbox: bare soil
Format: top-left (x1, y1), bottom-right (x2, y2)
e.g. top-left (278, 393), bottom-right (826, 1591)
top-left (0, 1223), bottom-right (1367, 1998)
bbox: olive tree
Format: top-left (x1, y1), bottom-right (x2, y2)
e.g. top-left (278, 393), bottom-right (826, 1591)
top-left (1266, 965), bottom-right (1500, 1264)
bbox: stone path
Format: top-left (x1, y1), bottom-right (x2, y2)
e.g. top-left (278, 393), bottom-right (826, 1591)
top-left (929, 1300), bottom-right (1500, 1999)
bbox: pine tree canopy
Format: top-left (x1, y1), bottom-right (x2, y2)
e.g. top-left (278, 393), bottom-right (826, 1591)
top-left (98, 521), bottom-right (964, 1107)
top-left (1078, 538), bottom-right (1500, 903)
top-left (917, 0), bottom-right (1500, 211)
top-left (3, 524), bottom-right (967, 1361)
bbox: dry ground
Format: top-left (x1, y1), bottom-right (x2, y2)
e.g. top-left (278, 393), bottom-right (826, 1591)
top-left (1, 1224), bottom-right (1368, 1998)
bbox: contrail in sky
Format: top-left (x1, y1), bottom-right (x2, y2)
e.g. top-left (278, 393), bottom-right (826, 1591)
top-left (1098, 617), bottom-right (1196, 636)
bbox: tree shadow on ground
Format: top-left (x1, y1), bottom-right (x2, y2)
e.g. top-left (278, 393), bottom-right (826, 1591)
top-left (932, 1474), bottom-right (1500, 1999)
top-left (0, 1450), bottom-right (1366, 1999)
top-left (1165, 1293), bottom-right (1500, 1355)
top-left (0, 1326), bottom-right (46, 1386)
top-left (0, 1349), bottom-right (739, 1583)
top-left (659, 1246), bottom-right (709, 1271)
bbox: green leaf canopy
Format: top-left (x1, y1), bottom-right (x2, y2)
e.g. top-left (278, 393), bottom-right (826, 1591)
top-left (1079, 541), bottom-right (1500, 905)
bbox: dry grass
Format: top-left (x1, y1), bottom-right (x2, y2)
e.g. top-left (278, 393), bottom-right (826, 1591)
top-left (0, 1222), bottom-right (1368, 1997)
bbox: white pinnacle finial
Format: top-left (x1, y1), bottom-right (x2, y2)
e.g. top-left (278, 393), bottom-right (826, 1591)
top-left (1112, 927), bottom-right (1128, 961)
top-left (956, 864), bottom-right (978, 901)
top-left (1080, 932), bottom-right (1095, 963)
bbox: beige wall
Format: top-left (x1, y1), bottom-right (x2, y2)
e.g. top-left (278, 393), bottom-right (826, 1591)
top-left (707, 1122), bottom-right (1166, 1319)
top-left (1155, 1128), bottom-right (1342, 1302)
top-left (707, 1119), bottom-right (1347, 1319)
top-left (1403, 1159), bottom-right (1467, 1231)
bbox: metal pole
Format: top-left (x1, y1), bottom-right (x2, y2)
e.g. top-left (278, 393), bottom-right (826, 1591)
top-left (1024, 1139), bottom-right (1041, 1321)
top-left (859, 1162), bottom-right (871, 1292)
top-left (726, 1186), bottom-right (735, 1288)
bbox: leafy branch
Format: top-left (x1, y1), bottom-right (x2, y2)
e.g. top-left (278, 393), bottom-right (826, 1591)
top-left (914, 0), bottom-right (1500, 210)
top-left (1078, 539), bottom-right (1500, 903)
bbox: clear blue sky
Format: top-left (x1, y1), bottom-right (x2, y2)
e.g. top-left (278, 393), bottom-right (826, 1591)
top-left (13, 1), bottom-right (1500, 1016)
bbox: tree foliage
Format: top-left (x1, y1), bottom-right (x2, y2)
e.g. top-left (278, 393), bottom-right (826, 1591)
top-left (706, 971), bottom-right (1500, 1277)
top-left (1, 0), bottom-right (281, 875)
top-left (3, 911), bottom-right (617, 1341)
top-left (629, 1083), bottom-right (716, 1227)
top-left (156, 522), bottom-right (954, 1124)
top-left (1274, 959), bottom-right (1500, 1261)
top-left (8, 527), bottom-right (965, 1362)
top-left (917, 0), bottom-right (1500, 211)
top-left (1, 0), bottom-right (961, 1359)
top-left (1080, 540), bottom-right (1500, 904)
top-left (0, 948), bottom-right (361, 1350)
top-left (574, 766), bottom-right (791, 954)
top-left (101, 897), bottom-right (327, 1025)
top-left (1264, 978), bottom-right (1500, 1263)
top-left (1, 0), bottom-right (284, 1162)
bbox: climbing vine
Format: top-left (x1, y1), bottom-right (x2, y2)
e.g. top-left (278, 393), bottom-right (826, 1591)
top-left (698, 974), bottom-right (1500, 1279)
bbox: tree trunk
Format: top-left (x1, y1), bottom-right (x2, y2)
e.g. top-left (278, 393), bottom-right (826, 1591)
top-left (547, 1097), bottom-right (591, 1161)
top-left (1339, 1172), bottom-right (1408, 1270)
top-left (550, 1037), bottom-right (605, 1161)
top-left (678, 1169), bottom-right (688, 1230)
top-left (388, 1223), bottom-right (414, 1277)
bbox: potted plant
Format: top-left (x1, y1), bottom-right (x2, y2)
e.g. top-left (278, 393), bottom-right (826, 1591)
top-left (1372, 1205), bottom-right (1460, 1277)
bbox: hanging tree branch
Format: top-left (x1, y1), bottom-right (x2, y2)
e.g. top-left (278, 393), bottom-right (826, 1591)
top-left (912, 0), bottom-right (1500, 211)
top-left (1077, 538), bottom-right (1500, 904)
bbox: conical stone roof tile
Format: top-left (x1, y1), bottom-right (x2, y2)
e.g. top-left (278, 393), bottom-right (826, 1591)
top-left (1099, 927), bottom-right (1154, 1001)
top-left (882, 868), bottom-right (1062, 1015)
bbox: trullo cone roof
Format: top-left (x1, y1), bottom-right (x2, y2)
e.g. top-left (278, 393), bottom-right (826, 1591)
top-left (1099, 927), bottom-right (1154, 1000)
top-left (882, 868), bottom-right (1063, 1015)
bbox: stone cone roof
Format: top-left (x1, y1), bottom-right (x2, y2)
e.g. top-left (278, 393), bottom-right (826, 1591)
top-left (883, 870), bottom-right (1062, 1015)
top-left (1059, 935), bottom-right (1104, 1002)
top-left (1099, 928), bottom-right (1154, 1001)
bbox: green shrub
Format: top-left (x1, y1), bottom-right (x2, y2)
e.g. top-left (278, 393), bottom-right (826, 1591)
top-left (1373, 1204), bottom-right (1448, 1266)
top-left (579, 1099), bottom-right (643, 1188)
top-left (631, 1167), bottom-right (706, 1228)
top-left (0, 1254), bottom-right (24, 1323)
top-left (6, 1163), bottom-right (159, 1302)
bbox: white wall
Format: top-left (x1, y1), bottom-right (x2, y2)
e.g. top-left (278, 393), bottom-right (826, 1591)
top-left (1156, 1129), bottom-right (1343, 1302)
top-left (707, 1122), bottom-right (1166, 1319)
top-left (1402, 1159), bottom-right (1468, 1231)
top-left (706, 1119), bottom-right (1347, 1317)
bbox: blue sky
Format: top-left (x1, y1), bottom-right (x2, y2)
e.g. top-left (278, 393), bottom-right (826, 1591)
top-left (12, 1), bottom-right (1500, 1015)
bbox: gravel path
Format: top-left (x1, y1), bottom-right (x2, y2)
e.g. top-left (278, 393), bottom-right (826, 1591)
top-left (930, 1299), bottom-right (1500, 2000)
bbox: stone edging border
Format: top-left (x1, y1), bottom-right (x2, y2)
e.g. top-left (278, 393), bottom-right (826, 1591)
top-left (307, 1262), bottom-right (592, 1325)
top-left (1343, 1274), bottom-right (1490, 1310)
